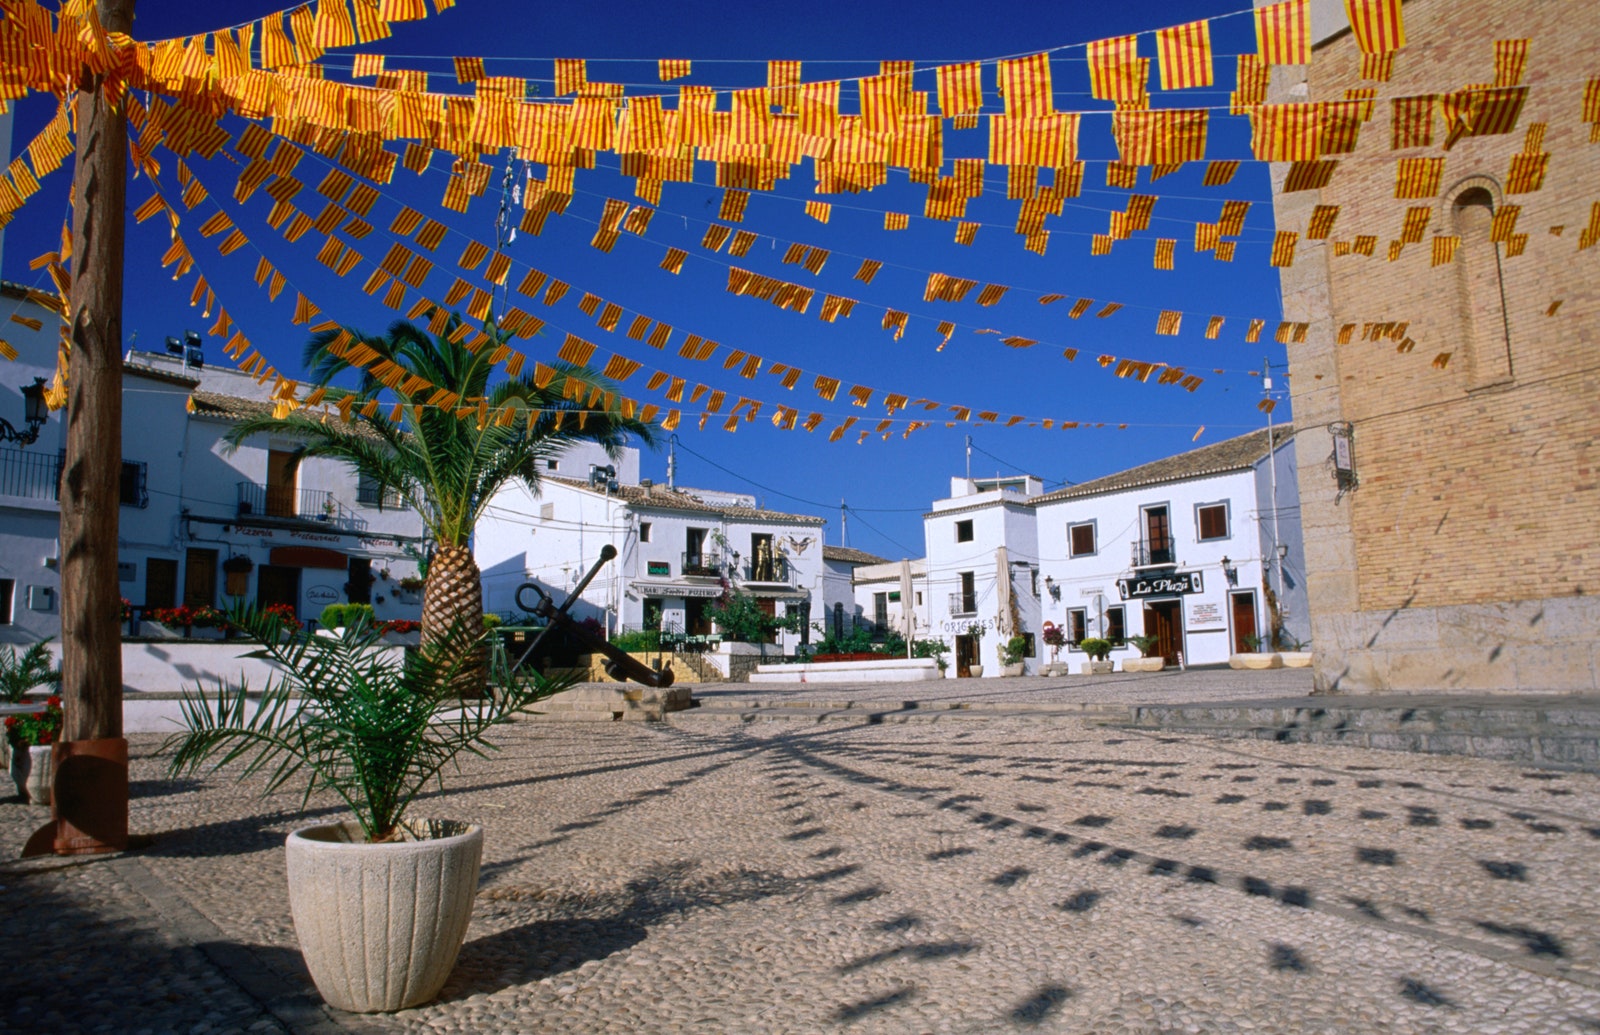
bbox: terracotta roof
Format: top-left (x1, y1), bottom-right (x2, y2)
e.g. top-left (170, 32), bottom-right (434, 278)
top-left (124, 361), bottom-right (201, 388)
top-left (822, 545), bottom-right (889, 565)
top-left (188, 391), bottom-right (388, 441)
top-left (1030, 426), bottom-right (1292, 505)
top-left (547, 476), bottom-right (824, 525)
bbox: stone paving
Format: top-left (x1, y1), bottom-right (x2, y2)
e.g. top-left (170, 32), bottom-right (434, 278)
top-left (5, 670), bottom-right (1600, 1034)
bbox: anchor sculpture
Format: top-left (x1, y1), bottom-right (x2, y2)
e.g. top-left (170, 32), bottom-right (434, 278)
top-left (512, 545), bottom-right (675, 688)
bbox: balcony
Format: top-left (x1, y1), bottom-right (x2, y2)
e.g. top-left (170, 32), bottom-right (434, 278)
top-left (680, 551), bottom-right (725, 577)
top-left (948, 592), bottom-right (977, 616)
top-left (237, 482), bottom-right (368, 531)
top-left (741, 556), bottom-right (793, 585)
top-left (355, 481), bottom-right (409, 511)
top-left (1131, 540), bottom-right (1177, 568)
top-left (0, 446), bottom-right (60, 504)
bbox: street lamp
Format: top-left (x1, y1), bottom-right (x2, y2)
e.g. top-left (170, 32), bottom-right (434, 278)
top-left (1220, 556), bottom-right (1238, 587)
top-left (0, 377), bottom-right (48, 446)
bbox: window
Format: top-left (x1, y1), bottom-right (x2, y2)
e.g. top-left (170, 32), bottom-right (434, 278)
top-left (1141, 505), bottom-right (1173, 564)
top-left (119, 460), bottom-right (148, 509)
top-left (955, 519), bottom-right (974, 542)
top-left (266, 449), bottom-right (297, 517)
top-left (1105, 605), bottom-right (1126, 642)
top-left (958, 571), bottom-right (976, 614)
top-left (873, 592), bottom-right (888, 630)
top-left (1066, 608), bottom-right (1086, 645)
top-left (546, 459), bottom-right (559, 471)
top-left (357, 472), bottom-right (405, 510)
top-left (1452, 185), bottom-right (1513, 389)
top-left (915, 591), bottom-right (922, 606)
top-left (1069, 521), bottom-right (1096, 557)
top-left (539, 502), bottom-right (554, 520)
top-left (0, 578), bottom-right (12, 624)
top-left (639, 521), bottom-right (651, 543)
top-left (1196, 502), bottom-right (1230, 541)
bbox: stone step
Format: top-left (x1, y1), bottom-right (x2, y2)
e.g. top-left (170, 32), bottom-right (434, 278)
top-left (1115, 695), bottom-right (1600, 771)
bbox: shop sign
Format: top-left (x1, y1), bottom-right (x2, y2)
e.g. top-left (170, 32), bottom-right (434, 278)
top-left (306, 584), bottom-right (341, 606)
top-left (1117, 570), bottom-right (1203, 599)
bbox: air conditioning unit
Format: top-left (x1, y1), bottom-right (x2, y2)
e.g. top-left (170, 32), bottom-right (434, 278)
top-left (27, 585), bottom-right (54, 611)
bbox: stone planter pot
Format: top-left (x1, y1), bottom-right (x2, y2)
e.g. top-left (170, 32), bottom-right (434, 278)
top-left (286, 819), bottom-right (483, 1013)
top-left (1000, 662), bottom-right (1025, 677)
top-left (967, 664), bottom-right (984, 678)
top-left (1279, 651), bottom-right (1313, 669)
top-left (1231, 653), bottom-right (1283, 670)
top-left (9, 743), bottom-right (53, 805)
top-left (1124, 657), bottom-right (1166, 673)
top-left (1080, 660), bottom-right (1116, 675)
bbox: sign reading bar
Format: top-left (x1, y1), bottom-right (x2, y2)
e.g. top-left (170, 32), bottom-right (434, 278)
top-left (647, 560), bottom-right (671, 577)
top-left (1117, 570), bottom-right (1204, 599)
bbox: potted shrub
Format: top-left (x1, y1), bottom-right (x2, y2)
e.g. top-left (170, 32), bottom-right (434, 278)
top-left (997, 634), bottom-right (1028, 677)
top-left (1124, 635), bottom-right (1165, 673)
top-left (965, 622), bottom-right (985, 678)
top-left (1232, 633), bottom-right (1283, 670)
top-left (168, 606), bottom-right (570, 1013)
top-left (1039, 623), bottom-right (1070, 676)
top-left (1278, 634), bottom-right (1314, 668)
top-left (6, 695), bottom-right (62, 804)
top-left (1078, 637), bottom-right (1115, 675)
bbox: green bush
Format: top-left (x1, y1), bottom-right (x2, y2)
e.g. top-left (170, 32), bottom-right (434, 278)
top-left (482, 613), bottom-right (503, 631)
top-left (707, 592), bottom-right (802, 644)
top-left (610, 629), bottom-right (662, 652)
top-left (0, 639), bottom-right (60, 703)
top-left (1128, 634), bottom-right (1159, 658)
top-left (998, 635), bottom-right (1029, 666)
top-left (1078, 637), bottom-right (1113, 661)
top-left (319, 603), bottom-right (375, 630)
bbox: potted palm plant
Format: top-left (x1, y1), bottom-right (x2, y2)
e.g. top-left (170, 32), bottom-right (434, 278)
top-left (1124, 635), bottom-right (1165, 673)
top-left (1232, 633), bottom-right (1283, 669)
top-left (168, 606), bottom-right (570, 1013)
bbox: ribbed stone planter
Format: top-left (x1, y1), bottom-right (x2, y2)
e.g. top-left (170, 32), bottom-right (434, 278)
top-left (285, 819), bottom-right (482, 1013)
top-left (1123, 657), bottom-right (1166, 673)
top-left (8, 744), bottom-right (52, 805)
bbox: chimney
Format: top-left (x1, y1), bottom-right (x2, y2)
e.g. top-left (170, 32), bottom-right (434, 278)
top-left (640, 478), bottom-right (653, 496)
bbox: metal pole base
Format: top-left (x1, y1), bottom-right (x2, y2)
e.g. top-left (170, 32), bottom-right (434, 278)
top-left (51, 737), bottom-right (129, 855)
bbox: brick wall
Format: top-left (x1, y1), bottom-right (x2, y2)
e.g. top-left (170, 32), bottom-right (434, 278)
top-left (1273, 0), bottom-right (1600, 691)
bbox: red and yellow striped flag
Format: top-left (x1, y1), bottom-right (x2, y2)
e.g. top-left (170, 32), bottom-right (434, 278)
top-left (1251, 103), bottom-right (1322, 161)
top-left (1494, 39), bottom-right (1529, 87)
top-left (1087, 35), bottom-right (1143, 102)
top-left (1284, 160), bottom-right (1337, 192)
top-left (658, 58), bottom-right (690, 81)
top-left (1231, 54), bottom-right (1269, 114)
top-left (1195, 222), bottom-right (1221, 252)
top-left (1219, 200), bottom-right (1250, 237)
top-left (1156, 310), bottom-right (1182, 335)
top-left (1400, 206), bottom-right (1431, 243)
top-left (1215, 241), bottom-right (1236, 262)
top-left (1270, 230), bottom-right (1298, 267)
top-left (1255, 0), bottom-right (1310, 66)
top-left (1360, 52), bottom-right (1394, 81)
top-left (1430, 235), bottom-right (1459, 266)
top-left (1395, 157), bottom-right (1443, 198)
top-left (1505, 152), bottom-right (1548, 194)
top-left (1389, 94), bottom-right (1435, 149)
top-left (1202, 160), bottom-right (1238, 186)
top-left (1343, 0), bottom-right (1405, 54)
top-left (937, 61), bottom-right (983, 118)
top-left (1307, 206), bottom-right (1340, 240)
top-left (997, 52), bottom-right (1053, 118)
top-left (1489, 205), bottom-right (1520, 243)
top-left (1106, 161), bottom-right (1139, 189)
top-left (1157, 19), bottom-right (1213, 91)
top-left (1154, 239), bottom-right (1176, 270)
top-left (1205, 316), bottom-right (1225, 340)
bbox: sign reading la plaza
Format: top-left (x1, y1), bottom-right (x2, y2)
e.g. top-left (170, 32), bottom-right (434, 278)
top-left (1117, 570), bottom-right (1204, 600)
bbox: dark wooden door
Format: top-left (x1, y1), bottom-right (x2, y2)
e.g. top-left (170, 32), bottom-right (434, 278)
top-left (257, 565), bottom-right (300, 611)
top-left (266, 449), bottom-right (298, 517)
top-left (955, 634), bottom-right (979, 677)
top-left (144, 557), bottom-right (177, 609)
top-left (183, 548), bottom-right (217, 608)
top-left (1143, 600), bottom-right (1182, 664)
top-left (1231, 591), bottom-right (1258, 654)
top-left (1144, 506), bottom-right (1172, 563)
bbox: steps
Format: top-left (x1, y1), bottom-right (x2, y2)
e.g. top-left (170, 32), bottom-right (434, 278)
top-left (1114, 694), bottom-right (1600, 771)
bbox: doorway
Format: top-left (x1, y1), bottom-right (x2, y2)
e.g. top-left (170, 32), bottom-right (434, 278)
top-left (257, 565), bottom-right (300, 612)
top-left (684, 597), bottom-right (711, 635)
top-left (183, 548), bottom-right (217, 608)
top-left (1142, 599), bottom-right (1183, 665)
top-left (955, 634), bottom-right (980, 677)
top-left (266, 449), bottom-right (298, 517)
top-left (1230, 591), bottom-right (1259, 654)
top-left (347, 557), bottom-right (373, 604)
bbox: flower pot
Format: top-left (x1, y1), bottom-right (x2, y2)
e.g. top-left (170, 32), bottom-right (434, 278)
top-left (1124, 657), bottom-right (1166, 673)
top-left (9, 743), bottom-right (53, 805)
top-left (1080, 660), bottom-right (1115, 675)
top-left (1232, 653), bottom-right (1283, 670)
top-left (1001, 663), bottom-right (1025, 677)
top-left (967, 664), bottom-right (984, 678)
top-left (1279, 651), bottom-right (1313, 669)
top-left (286, 819), bottom-right (483, 1013)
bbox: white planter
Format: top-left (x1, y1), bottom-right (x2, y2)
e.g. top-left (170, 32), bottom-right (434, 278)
top-left (1279, 651), bottom-right (1313, 668)
top-left (9, 743), bottom-right (52, 805)
top-left (1124, 657), bottom-right (1166, 673)
top-left (1232, 653), bottom-right (1283, 670)
top-left (1080, 660), bottom-right (1116, 675)
top-left (286, 819), bottom-right (483, 1013)
top-left (967, 664), bottom-right (984, 678)
top-left (1000, 663), bottom-right (1025, 677)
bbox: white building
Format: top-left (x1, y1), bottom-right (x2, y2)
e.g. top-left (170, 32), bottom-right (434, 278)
top-left (1031, 427), bottom-right (1308, 671)
top-left (476, 465), bottom-right (827, 652)
top-left (819, 544), bottom-right (887, 639)
top-left (0, 308), bottom-right (428, 641)
top-left (921, 474), bottom-right (1044, 676)
top-left (850, 557), bottom-right (930, 644)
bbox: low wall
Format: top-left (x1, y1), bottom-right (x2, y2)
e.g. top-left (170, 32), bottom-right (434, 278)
top-left (749, 658), bottom-right (942, 684)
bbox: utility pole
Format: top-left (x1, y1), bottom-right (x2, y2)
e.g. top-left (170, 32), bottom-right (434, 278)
top-left (1263, 357), bottom-right (1287, 648)
top-left (839, 499), bottom-right (847, 546)
top-left (965, 435), bottom-right (972, 482)
top-left (42, 0), bottom-right (136, 857)
top-left (666, 434), bottom-right (677, 489)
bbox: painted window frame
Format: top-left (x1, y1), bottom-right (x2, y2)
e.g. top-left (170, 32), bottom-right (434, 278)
top-left (1195, 500), bottom-right (1231, 542)
top-left (1066, 607), bottom-right (1087, 645)
top-left (1068, 520), bottom-right (1097, 558)
top-left (955, 518), bottom-right (974, 543)
top-left (639, 521), bottom-right (652, 543)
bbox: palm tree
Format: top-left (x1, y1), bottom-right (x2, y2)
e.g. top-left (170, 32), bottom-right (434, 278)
top-left (224, 315), bottom-right (656, 689)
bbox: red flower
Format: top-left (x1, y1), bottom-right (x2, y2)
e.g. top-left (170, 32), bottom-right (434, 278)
top-left (4, 717), bottom-right (15, 728)
top-left (37, 731), bottom-right (52, 744)
top-left (47, 695), bottom-right (61, 708)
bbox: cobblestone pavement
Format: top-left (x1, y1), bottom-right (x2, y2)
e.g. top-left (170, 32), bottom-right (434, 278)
top-left (5, 685), bottom-right (1600, 1033)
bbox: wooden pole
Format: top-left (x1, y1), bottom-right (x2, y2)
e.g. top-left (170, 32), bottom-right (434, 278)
top-left (51, 0), bottom-right (136, 856)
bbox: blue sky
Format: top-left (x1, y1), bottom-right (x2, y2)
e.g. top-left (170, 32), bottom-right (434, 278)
top-left (3, 0), bottom-right (1290, 560)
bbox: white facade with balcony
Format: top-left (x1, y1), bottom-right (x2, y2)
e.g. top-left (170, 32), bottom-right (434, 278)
top-left (476, 466), bottom-right (825, 652)
top-left (1031, 427), bottom-right (1309, 670)
top-left (0, 312), bottom-right (429, 641)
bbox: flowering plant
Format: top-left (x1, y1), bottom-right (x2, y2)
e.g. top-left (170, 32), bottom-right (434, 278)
top-left (262, 603), bottom-right (302, 630)
top-left (378, 619), bottom-right (420, 635)
top-left (147, 605), bottom-right (230, 630)
top-left (6, 695), bottom-right (63, 747)
top-left (121, 597), bottom-right (135, 621)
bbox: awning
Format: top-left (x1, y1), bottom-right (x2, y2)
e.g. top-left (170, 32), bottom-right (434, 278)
top-left (270, 546), bottom-right (348, 570)
top-left (630, 581), bottom-right (725, 598)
